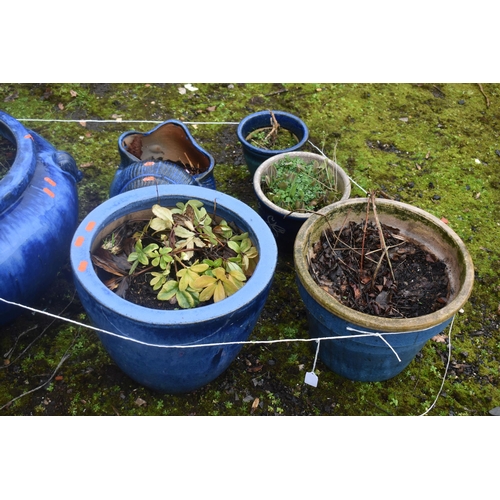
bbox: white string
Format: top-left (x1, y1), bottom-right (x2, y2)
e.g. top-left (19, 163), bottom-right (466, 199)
top-left (0, 296), bottom-right (429, 350)
top-left (418, 314), bottom-right (455, 416)
top-left (17, 118), bottom-right (240, 125)
top-left (346, 326), bottom-right (405, 362)
top-left (311, 340), bottom-right (321, 372)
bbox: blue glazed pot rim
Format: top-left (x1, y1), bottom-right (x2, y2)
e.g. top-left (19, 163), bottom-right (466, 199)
top-left (237, 110), bottom-right (309, 155)
top-left (71, 185), bottom-right (278, 326)
top-left (0, 111), bottom-right (37, 214)
top-left (117, 119), bottom-right (215, 182)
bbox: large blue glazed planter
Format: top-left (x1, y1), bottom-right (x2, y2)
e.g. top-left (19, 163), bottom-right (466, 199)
top-left (0, 110), bottom-right (82, 325)
top-left (253, 152), bottom-right (351, 252)
top-left (237, 110), bottom-right (309, 176)
top-left (70, 185), bottom-right (278, 394)
top-left (293, 198), bottom-right (475, 382)
top-left (111, 119), bottom-right (215, 196)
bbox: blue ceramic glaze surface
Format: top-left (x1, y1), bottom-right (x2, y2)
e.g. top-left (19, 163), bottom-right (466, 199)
top-left (110, 160), bottom-right (200, 196)
top-left (70, 185), bottom-right (278, 393)
top-left (0, 111), bottom-right (82, 325)
top-left (113, 119), bottom-right (216, 194)
top-left (237, 110), bottom-right (309, 176)
top-left (296, 278), bottom-right (452, 382)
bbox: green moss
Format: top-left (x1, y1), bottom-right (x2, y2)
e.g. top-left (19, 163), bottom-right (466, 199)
top-left (1, 83), bottom-right (499, 416)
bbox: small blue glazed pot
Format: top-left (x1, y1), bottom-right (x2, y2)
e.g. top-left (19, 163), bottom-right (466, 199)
top-left (70, 185), bottom-right (278, 394)
top-left (0, 111), bottom-right (82, 325)
top-left (237, 110), bottom-right (309, 176)
top-left (109, 160), bottom-right (200, 196)
top-left (294, 198), bottom-right (474, 382)
top-left (113, 119), bottom-right (215, 195)
top-left (253, 152), bottom-right (351, 252)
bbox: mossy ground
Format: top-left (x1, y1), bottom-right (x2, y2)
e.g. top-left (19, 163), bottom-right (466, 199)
top-left (1, 83), bottom-right (499, 416)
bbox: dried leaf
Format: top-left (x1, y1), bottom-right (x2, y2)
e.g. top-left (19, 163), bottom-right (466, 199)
top-left (250, 397), bottom-right (260, 414)
top-left (431, 334), bottom-right (448, 343)
top-left (135, 397), bottom-right (147, 407)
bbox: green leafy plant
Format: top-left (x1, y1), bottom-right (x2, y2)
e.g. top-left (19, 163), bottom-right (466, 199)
top-left (92, 199), bottom-right (259, 309)
top-left (262, 155), bottom-right (341, 212)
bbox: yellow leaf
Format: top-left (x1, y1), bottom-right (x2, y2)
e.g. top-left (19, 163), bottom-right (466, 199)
top-left (213, 281), bottom-right (226, 303)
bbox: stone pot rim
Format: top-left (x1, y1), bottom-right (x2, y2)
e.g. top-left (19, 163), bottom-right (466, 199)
top-left (253, 151), bottom-right (352, 220)
top-left (293, 197), bottom-right (475, 332)
top-left (71, 185), bottom-right (278, 326)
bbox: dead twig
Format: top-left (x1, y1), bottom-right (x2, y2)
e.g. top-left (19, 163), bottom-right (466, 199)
top-left (370, 192), bottom-right (395, 286)
top-left (264, 110), bottom-right (280, 145)
top-left (477, 83), bottom-right (490, 108)
top-left (0, 338), bottom-right (75, 411)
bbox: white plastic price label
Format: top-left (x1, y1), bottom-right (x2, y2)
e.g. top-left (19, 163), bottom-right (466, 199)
top-left (304, 371), bottom-right (318, 387)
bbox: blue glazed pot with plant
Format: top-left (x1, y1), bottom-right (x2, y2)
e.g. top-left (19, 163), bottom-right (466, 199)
top-left (70, 184), bottom-right (278, 394)
top-left (0, 110), bottom-right (82, 325)
top-left (253, 151), bottom-right (351, 252)
top-left (294, 198), bottom-right (474, 382)
top-left (237, 110), bottom-right (309, 176)
top-left (111, 119), bottom-right (216, 196)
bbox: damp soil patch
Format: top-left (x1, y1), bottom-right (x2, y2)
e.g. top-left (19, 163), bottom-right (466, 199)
top-left (308, 220), bottom-right (450, 318)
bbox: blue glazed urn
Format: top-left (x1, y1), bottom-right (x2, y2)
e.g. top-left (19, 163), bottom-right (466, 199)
top-left (70, 185), bottom-right (278, 394)
top-left (237, 110), bottom-right (309, 176)
top-left (0, 110), bottom-right (82, 325)
top-left (294, 198), bottom-right (474, 382)
top-left (111, 119), bottom-right (215, 196)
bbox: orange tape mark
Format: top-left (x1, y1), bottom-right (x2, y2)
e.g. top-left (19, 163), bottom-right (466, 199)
top-left (144, 161), bottom-right (155, 166)
top-left (78, 260), bottom-right (88, 272)
top-left (43, 187), bottom-right (55, 198)
top-left (143, 176), bottom-right (155, 182)
top-left (44, 177), bottom-right (57, 187)
top-left (24, 134), bottom-right (34, 141)
top-left (74, 236), bottom-right (85, 247)
top-left (85, 221), bottom-right (96, 232)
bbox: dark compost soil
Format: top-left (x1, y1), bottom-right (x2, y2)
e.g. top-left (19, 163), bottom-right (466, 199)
top-left (308, 220), bottom-right (450, 318)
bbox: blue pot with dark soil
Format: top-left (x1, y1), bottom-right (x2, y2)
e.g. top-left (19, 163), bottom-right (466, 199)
top-left (111, 119), bottom-right (215, 196)
top-left (0, 110), bottom-right (82, 325)
top-left (70, 185), bottom-right (278, 394)
top-left (294, 198), bottom-right (475, 382)
top-left (237, 110), bottom-right (309, 176)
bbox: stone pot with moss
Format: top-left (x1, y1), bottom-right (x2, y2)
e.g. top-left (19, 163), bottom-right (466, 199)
top-left (253, 151), bottom-right (351, 251)
top-left (237, 110), bottom-right (309, 176)
top-left (70, 185), bottom-right (278, 394)
top-left (293, 197), bottom-right (475, 382)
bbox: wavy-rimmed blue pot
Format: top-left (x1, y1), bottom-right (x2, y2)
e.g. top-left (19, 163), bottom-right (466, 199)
top-left (70, 185), bottom-right (278, 394)
top-left (0, 110), bottom-right (82, 325)
top-left (114, 119), bottom-right (216, 194)
top-left (253, 152), bottom-right (351, 252)
top-left (237, 110), bottom-right (309, 176)
top-left (294, 198), bottom-right (474, 382)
